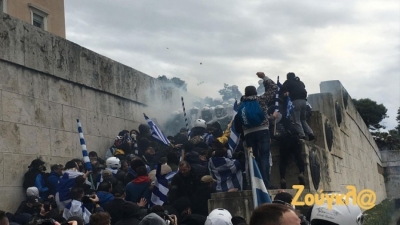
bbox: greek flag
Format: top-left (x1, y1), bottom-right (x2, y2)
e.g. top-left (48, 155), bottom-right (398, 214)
top-left (275, 78), bottom-right (281, 112)
top-left (286, 96), bottom-right (294, 118)
top-left (144, 114), bottom-right (171, 146)
top-left (77, 119), bottom-right (92, 172)
top-left (228, 100), bottom-right (240, 153)
top-left (63, 200), bottom-right (91, 225)
top-left (166, 171), bottom-right (178, 181)
top-left (150, 163), bottom-right (169, 206)
top-left (249, 149), bottom-right (271, 208)
top-left (276, 81), bottom-right (294, 118)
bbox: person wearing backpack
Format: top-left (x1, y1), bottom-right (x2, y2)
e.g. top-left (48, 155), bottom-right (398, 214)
top-left (281, 73), bottom-right (315, 141)
top-left (237, 72), bottom-right (278, 188)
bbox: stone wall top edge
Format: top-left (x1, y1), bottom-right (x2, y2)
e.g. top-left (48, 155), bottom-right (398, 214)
top-left (0, 14), bottom-right (199, 105)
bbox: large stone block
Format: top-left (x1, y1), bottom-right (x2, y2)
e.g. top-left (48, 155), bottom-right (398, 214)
top-left (50, 130), bottom-right (74, 158)
top-left (0, 14), bottom-right (25, 65)
top-left (73, 85), bottom-right (96, 112)
top-left (18, 124), bottom-right (50, 156)
top-left (77, 48), bottom-right (101, 90)
top-left (48, 77), bottom-right (74, 106)
top-left (95, 93), bottom-right (111, 116)
top-left (34, 99), bottom-right (63, 129)
top-left (0, 187), bottom-right (25, 214)
top-left (2, 91), bottom-right (35, 125)
top-left (52, 37), bottom-right (76, 82)
top-left (86, 111), bottom-right (108, 137)
top-left (0, 153), bottom-right (3, 186)
top-left (24, 24), bottom-right (54, 74)
top-left (107, 116), bottom-right (126, 138)
top-left (19, 124), bottom-right (40, 155)
top-left (0, 121), bottom-right (20, 153)
top-left (83, 135), bottom-right (109, 157)
top-left (18, 69), bottom-right (35, 97)
top-left (3, 153), bottom-right (37, 186)
top-left (0, 91), bottom-right (2, 120)
top-left (0, 62), bottom-right (20, 93)
top-left (98, 55), bottom-right (116, 94)
top-left (66, 42), bottom-right (82, 83)
top-left (63, 106), bottom-right (87, 133)
top-left (32, 73), bottom-right (50, 100)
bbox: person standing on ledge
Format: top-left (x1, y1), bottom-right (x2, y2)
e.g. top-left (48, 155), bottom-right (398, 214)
top-left (281, 72), bottom-right (315, 141)
top-left (237, 72), bottom-right (278, 189)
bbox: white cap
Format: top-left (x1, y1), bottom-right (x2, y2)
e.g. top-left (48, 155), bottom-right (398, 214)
top-left (205, 208), bottom-right (233, 225)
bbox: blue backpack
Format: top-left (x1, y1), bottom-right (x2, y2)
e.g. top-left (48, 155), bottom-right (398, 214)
top-left (237, 99), bottom-right (265, 128)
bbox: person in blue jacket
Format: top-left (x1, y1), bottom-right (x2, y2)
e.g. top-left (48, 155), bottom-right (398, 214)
top-left (96, 181), bottom-right (114, 207)
top-left (47, 164), bottom-right (64, 196)
top-left (23, 158), bottom-right (49, 200)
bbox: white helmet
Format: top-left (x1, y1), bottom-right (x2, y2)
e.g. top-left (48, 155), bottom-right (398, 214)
top-left (194, 119), bottom-right (207, 129)
top-left (214, 105), bottom-right (226, 118)
top-left (106, 157), bottom-right (121, 169)
top-left (205, 208), bottom-right (232, 225)
top-left (310, 195), bottom-right (364, 225)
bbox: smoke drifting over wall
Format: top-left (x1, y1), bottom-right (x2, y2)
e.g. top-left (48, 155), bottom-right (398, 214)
top-left (141, 77), bottom-right (204, 136)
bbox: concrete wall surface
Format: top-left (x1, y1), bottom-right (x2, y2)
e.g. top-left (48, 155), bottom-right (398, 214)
top-left (381, 150), bottom-right (400, 199)
top-left (306, 81), bottom-right (386, 201)
top-left (0, 13), bottom-right (194, 211)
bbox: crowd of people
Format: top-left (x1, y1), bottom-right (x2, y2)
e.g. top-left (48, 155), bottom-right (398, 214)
top-left (0, 72), bottom-right (368, 225)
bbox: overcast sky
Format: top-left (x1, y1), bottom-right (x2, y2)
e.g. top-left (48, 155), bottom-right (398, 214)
top-left (65, 0), bottom-right (399, 130)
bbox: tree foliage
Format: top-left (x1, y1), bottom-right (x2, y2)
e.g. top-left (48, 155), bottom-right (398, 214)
top-left (157, 75), bottom-right (187, 91)
top-left (218, 83), bottom-right (242, 101)
top-left (353, 98), bottom-right (388, 130)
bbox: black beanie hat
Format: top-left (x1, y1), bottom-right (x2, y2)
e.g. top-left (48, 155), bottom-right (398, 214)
top-left (244, 86), bottom-right (257, 96)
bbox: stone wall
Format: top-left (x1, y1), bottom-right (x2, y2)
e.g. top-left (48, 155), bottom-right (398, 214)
top-left (306, 81), bottom-right (386, 201)
top-left (381, 150), bottom-right (400, 199)
top-left (0, 13), bottom-right (193, 211)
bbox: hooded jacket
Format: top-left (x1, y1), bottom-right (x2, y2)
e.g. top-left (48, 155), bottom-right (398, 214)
top-left (281, 77), bottom-right (307, 101)
top-left (125, 176), bottom-right (151, 203)
top-left (239, 76), bottom-right (277, 135)
top-left (138, 213), bottom-right (166, 225)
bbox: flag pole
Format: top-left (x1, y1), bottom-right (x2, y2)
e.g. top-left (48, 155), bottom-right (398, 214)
top-left (76, 119), bottom-right (95, 190)
top-left (181, 97), bottom-right (190, 134)
top-left (274, 76), bottom-right (280, 136)
top-left (247, 147), bottom-right (258, 209)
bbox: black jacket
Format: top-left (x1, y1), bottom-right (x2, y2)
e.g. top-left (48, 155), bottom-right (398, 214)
top-left (281, 78), bottom-right (307, 101)
top-left (104, 199), bottom-right (126, 225)
top-left (168, 170), bottom-right (201, 204)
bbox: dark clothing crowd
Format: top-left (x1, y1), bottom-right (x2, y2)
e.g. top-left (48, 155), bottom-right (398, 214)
top-left (1, 72), bottom-right (320, 225)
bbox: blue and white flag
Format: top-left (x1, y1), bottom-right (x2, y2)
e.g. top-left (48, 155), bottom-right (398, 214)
top-left (248, 149), bottom-right (271, 208)
top-left (228, 100), bottom-right (240, 154)
top-left (166, 171), bottom-right (178, 182)
top-left (57, 170), bottom-right (85, 202)
top-left (276, 81), bottom-right (294, 119)
top-left (209, 157), bottom-right (243, 192)
top-left (286, 96), bottom-right (294, 118)
top-left (63, 200), bottom-right (91, 225)
top-left (151, 164), bottom-right (169, 206)
top-left (77, 119), bottom-right (92, 172)
top-left (144, 114), bottom-right (171, 146)
top-left (275, 77), bottom-right (280, 112)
